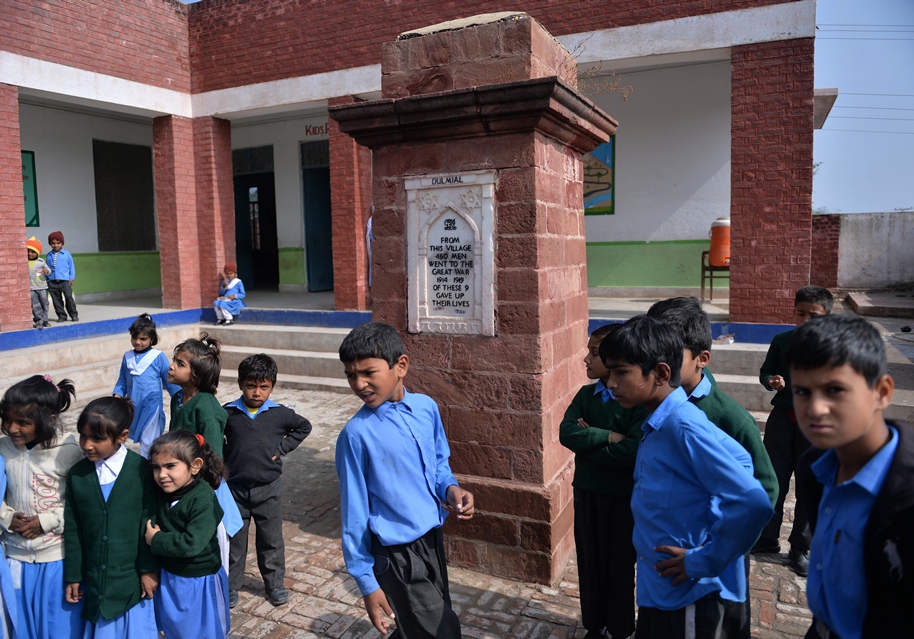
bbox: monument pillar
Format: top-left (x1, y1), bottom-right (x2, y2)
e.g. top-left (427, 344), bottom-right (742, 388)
top-left (330, 12), bottom-right (616, 584)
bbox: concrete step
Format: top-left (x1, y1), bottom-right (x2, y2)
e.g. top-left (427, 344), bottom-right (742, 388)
top-left (219, 344), bottom-right (345, 380)
top-left (713, 373), bottom-right (775, 413)
top-left (207, 324), bottom-right (350, 352)
top-left (219, 371), bottom-right (350, 395)
top-left (708, 343), bottom-right (769, 378)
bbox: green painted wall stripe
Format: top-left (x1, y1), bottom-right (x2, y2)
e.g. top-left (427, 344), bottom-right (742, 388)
top-left (66, 252), bottom-right (161, 294)
top-left (586, 240), bottom-right (727, 288)
top-left (278, 248), bottom-right (307, 287)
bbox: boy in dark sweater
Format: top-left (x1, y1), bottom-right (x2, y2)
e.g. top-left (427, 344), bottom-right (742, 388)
top-left (223, 354), bottom-right (313, 608)
top-left (560, 323), bottom-right (645, 639)
top-left (755, 285), bottom-right (833, 576)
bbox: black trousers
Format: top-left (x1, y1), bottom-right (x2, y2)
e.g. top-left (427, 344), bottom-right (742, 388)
top-left (47, 279), bottom-right (77, 320)
top-left (573, 487), bottom-right (636, 637)
top-left (636, 592), bottom-right (743, 639)
top-left (228, 478), bottom-right (286, 591)
top-left (760, 407), bottom-right (812, 551)
top-left (371, 527), bottom-right (460, 639)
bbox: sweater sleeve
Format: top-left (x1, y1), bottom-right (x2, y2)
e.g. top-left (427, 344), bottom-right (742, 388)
top-left (37, 440), bottom-right (83, 535)
top-left (582, 406), bottom-right (645, 468)
top-left (759, 335), bottom-right (783, 389)
top-left (275, 410), bottom-right (313, 458)
top-left (559, 387), bottom-right (616, 453)
top-left (63, 473), bottom-right (83, 583)
top-left (136, 470), bottom-right (158, 574)
top-left (150, 492), bottom-right (220, 559)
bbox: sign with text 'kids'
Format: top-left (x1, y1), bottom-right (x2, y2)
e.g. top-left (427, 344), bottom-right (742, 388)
top-left (406, 171), bottom-right (495, 336)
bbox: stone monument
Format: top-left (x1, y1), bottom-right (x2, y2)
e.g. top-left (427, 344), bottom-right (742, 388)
top-left (330, 12), bottom-right (617, 584)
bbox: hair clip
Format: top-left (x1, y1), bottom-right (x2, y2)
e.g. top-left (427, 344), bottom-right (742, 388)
top-left (195, 434), bottom-right (205, 448)
top-left (42, 374), bottom-right (52, 383)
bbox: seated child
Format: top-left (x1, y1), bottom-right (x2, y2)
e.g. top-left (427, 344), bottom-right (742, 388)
top-left (559, 323), bottom-right (645, 639)
top-left (788, 314), bottom-right (913, 638)
top-left (213, 262), bottom-right (245, 326)
top-left (336, 321), bottom-right (474, 639)
top-left (599, 316), bottom-right (772, 639)
top-left (224, 354), bottom-right (313, 608)
top-left (755, 285), bottom-right (834, 577)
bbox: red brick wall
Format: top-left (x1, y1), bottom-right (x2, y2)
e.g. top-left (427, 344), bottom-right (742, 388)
top-left (193, 117), bottom-right (236, 305)
top-left (0, 84), bottom-right (32, 332)
top-left (1, 1), bottom-right (190, 93)
top-left (153, 116), bottom-right (201, 309)
top-left (328, 97), bottom-right (372, 311)
top-left (188, 0), bottom-right (795, 93)
top-left (811, 213), bottom-right (840, 289)
top-left (729, 38), bottom-right (815, 323)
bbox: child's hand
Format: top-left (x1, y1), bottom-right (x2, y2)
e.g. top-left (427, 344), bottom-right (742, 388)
top-left (767, 375), bottom-right (786, 391)
top-left (68, 280), bottom-right (74, 286)
top-left (65, 583), bottom-right (83, 603)
top-left (577, 417), bottom-right (590, 429)
top-left (11, 513), bottom-right (43, 538)
top-left (363, 588), bottom-right (395, 633)
top-left (140, 572), bottom-right (159, 599)
top-left (145, 519), bottom-right (161, 545)
top-left (444, 485), bottom-right (475, 520)
top-left (654, 545), bottom-right (692, 585)
top-left (609, 432), bottom-right (627, 444)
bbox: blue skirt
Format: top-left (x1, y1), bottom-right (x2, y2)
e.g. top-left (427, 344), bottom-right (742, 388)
top-left (9, 559), bottom-right (84, 639)
top-left (82, 598), bottom-right (157, 639)
top-left (155, 568), bottom-right (229, 639)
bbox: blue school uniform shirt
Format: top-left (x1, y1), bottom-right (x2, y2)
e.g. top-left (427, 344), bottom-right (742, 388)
top-left (226, 397), bottom-right (279, 419)
top-left (807, 426), bottom-right (899, 639)
top-left (632, 387), bottom-right (773, 610)
top-left (47, 248), bottom-right (76, 281)
top-left (594, 379), bottom-right (614, 403)
top-left (335, 389), bottom-right (458, 596)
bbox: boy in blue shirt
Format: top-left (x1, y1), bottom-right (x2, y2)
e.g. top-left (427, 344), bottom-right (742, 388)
top-left (336, 322), bottom-right (474, 639)
top-left (46, 230), bottom-right (79, 322)
top-left (599, 316), bottom-right (772, 638)
top-left (754, 285), bottom-right (833, 576)
top-left (788, 314), bottom-right (913, 638)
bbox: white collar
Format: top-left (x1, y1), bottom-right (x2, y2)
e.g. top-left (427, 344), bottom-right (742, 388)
top-left (95, 445), bottom-right (128, 486)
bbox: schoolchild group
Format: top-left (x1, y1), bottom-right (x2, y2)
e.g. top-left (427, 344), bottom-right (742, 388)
top-left (330, 287), bottom-right (911, 639)
top-left (0, 314), bottom-right (311, 639)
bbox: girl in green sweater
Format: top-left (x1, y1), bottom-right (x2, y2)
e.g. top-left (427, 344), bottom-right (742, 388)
top-left (146, 430), bottom-right (229, 639)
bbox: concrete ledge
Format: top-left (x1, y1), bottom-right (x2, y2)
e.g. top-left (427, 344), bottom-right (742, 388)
top-left (588, 318), bottom-right (790, 345)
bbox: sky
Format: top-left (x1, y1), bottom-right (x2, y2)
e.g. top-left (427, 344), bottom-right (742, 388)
top-left (813, 0), bottom-right (914, 213)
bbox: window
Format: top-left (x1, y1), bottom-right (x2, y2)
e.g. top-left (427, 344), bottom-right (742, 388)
top-left (93, 140), bottom-right (156, 251)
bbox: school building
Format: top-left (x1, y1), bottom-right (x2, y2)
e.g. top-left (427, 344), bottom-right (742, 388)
top-left (2, 0), bottom-right (819, 332)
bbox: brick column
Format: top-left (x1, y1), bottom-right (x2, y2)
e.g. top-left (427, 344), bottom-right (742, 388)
top-left (329, 96), bottom-right (372, 311)
top-left (330, 13), bottom-right (615, 585)
top-left (194, 116), bottom-right (235, 305)
top-left (730, 39), bottom-right (815, 322)
top-left (0, 84), bottom-right (32, 332)
top-left (153, 115), bottom-right (201, 309)
top-left (811, 213), bottom-right (840, 288)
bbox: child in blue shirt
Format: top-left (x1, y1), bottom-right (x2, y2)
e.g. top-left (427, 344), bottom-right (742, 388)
top-left (599, 316), bottom-right (772, 639)
top-left (788, 314), bottom-right (913, 639)
top-left (46, 230), bottom-right (78, 322)
top-left (336, 322), bottom-right (474, 639)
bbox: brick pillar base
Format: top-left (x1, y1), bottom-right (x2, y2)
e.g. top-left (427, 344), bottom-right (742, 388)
top-left (730, 39), bottom-right (815, 322)
top-left (0, 84), bottom-right (33, 332)
top-left (811, 214), bottom-right (839, 289)
top-left (329, 96), bottom-right (372, 311)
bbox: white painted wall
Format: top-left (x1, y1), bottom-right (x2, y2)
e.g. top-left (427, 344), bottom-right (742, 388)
top-left (18, 104), bottom-right (153, 253)
top-left (585, 61), bottom-right (731, 243)
top-left (838, 212), bottom-right (914, 288)
top-left (230, 115), bottom-right (329, 250)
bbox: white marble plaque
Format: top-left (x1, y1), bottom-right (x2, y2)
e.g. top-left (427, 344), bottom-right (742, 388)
top-left (406, 170), bottom-right (496, 336)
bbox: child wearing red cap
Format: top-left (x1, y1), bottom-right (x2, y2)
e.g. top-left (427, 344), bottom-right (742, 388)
top-left (27, 236), bottom-right (51, 329)
top-left (213, 263), bottom-right (245, 326)
top-left (46, 230), bottom-right (79, 322)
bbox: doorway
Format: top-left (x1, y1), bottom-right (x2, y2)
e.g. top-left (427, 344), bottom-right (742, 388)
top-left (233, 146), bottom-right (279, 290)
top-left (301, 141), bottom-right (333, 292)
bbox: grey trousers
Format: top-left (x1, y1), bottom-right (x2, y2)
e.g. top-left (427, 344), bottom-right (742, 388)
top-left (30, 289), bottom-right (49, 324)
top-left (228, 478), bottom-right (286, 592)
top-left (760, 407), bottom-right (813, 552)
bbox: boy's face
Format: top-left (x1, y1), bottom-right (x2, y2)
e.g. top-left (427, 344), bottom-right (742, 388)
top-left (793, 302), bottom-right (828, 326)
top-left (603, 359), bottom-right (663, 410)
top-left (679, 348), bottom-right (710, 394)
top-left (344, 355), bottom-right (408, 409)
top-left (225, 270), bottom-right (237, 280)
top-left (584, 335), bottom-right (609, 381)
top-left (49, 239), bottom-right (63, 251)
top-left (240, 377), bottom-right (274, 409)
top-left (791, 363), bottom-right (893, 451)
top-left (27, 249), bottom-right (38, 260)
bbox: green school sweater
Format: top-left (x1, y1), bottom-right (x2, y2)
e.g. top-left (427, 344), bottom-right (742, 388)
top-left (170, 391), bottom-right (227, 457)
top-left (64, 450), bottom-right (158, 623)
top-left (150, 479), bottom-right (223, 577)
top-left (694, 372), bottom-right (779, 507)
top-left (559, 384), bottom-right (646, 497)
top-left (759, 329), bottom-right (794, 409)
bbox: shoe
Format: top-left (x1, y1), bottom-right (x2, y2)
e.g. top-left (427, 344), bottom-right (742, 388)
top-left (36, 323), bottom-right (44, 330)
top-left (214, 319), bottom-right (225, 326)
top-left (268, 587), bottom-right (290, 606)
top-left (57, 317), bottom-right (66, 323)
top-left (789, 548), bottom-right (810, 577)
top-left (228, 590), bottom-right (239, 608)
top-left (223, 320), bottom-right (234, 326)
top-left (750, 537), bottom-right (781, 555)
top-left (42, 321), bottom-right (50, 328)
top-left (70, 316), bottom-right (79, 321)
